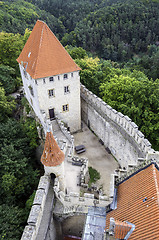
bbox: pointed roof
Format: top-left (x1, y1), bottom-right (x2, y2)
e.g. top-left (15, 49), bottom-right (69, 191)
top-left (17, 20), bottom-right (81, 79)
top-left (106, 163), bottom-right (159, 239)
top-left (41, 131), bottom-right (65, 167)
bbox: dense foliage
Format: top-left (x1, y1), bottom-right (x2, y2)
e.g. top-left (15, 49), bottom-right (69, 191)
top-left (62, 1), bottom-right (159, 62)
top-left (0, 30), bottom-right (40, 239)
top-left (0, 0), bottom-right (65, 38)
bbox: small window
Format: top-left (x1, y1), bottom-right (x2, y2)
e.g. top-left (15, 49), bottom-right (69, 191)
top-left (35, 80), bottom-right (37, 85)
top-left (64, 74), bottom-right (68, 79)
top-left (43, 78), bottom-right (46, 84)
top-left (58, 76), bottom-right (60, 80)
top-left (64, 86), bottom-right (70, 94)
top-left (29, 85), bottom-right (34, 97)
top-left (23, 69), bottom-right (27, 79)
top-left (62, 104), bottom-right (69, 112)
top-left (71, 73), bottom-right (73, 77)
top-left (48, 89), bottom-right (55, 97)
top-left (49, 77), bottom-right (54, 82)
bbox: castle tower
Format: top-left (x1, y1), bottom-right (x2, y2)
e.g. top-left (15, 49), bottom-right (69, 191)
top-left (17, 20), bottom-right (81, 132)
top-left (41, 129), bottom-right (65, 191)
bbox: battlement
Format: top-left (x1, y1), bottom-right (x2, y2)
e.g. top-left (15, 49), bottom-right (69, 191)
top-left (80, 84), bottom-right (159, 169)
top-left (21, 176), bottom-right (52, 240)
top-left (81, 84), bottom-right (152, 156)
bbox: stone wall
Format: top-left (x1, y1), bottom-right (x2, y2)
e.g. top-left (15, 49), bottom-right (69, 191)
top-left (80, 84), bottom-right (157, 168)
top-left (21, 176), bottom-right (52, 240)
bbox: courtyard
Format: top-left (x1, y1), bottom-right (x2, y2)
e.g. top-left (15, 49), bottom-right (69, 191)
top-left (73, 122), bottom-right (119, 196)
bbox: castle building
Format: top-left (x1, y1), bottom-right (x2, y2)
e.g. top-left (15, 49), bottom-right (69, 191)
top-left (17, 20), bottom-right (81, 132)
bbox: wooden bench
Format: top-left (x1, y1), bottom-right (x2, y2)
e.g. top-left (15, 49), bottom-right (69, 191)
top-left (75, 145), bottom-right (86, 154)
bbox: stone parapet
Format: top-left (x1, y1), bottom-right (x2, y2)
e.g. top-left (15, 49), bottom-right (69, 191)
top-left (80, 84), bottom-right (159, 166)
top-left (21, 176), bottom-right (51, 240)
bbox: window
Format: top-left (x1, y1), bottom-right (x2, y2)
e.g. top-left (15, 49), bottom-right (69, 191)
top-left (63, 74), bottom-right (68, 79)
top-left (35, 80), bottom-right (37, 85)
top-left (49, 77), bottom-right (54, 82)
top-left (62, 104), bottom-right (69, 112)
top-left (64, 86), bottom-right (70, 94)
top-left (48, 89), bottom-right (55, 97)
top-left (23, 69), bottom-right (28, 79)
top-left (43, 78), bottom-right (46, 84)
top-left (71, 72), bottom-right (73, 77)
top-left (29, 85), bottom-right (34, 97)
top-left (58, 76), bottom-right (60, 80)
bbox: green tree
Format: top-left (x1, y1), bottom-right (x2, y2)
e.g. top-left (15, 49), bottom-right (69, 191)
top-left (0, 204), bottom-right (25, 240)
top-left (0, 87), bottom-right (15, 122)
top-left (100, 69), bottom-right (159, 150)
top-left (0, 65), bottom-right (21, 94)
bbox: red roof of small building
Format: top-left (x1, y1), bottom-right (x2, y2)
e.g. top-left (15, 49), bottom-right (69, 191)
top-left (113, 220), bottom-right (132, 239)
top-left (17, 20), bottom-right (81, 79)
top-left (41, 131), bottom-right (65, 167)
top-left (106, 163), bottom-right (159, 239)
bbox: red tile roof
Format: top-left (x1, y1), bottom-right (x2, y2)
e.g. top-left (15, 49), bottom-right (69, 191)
top-left (114, 220), bottom-right (132, 239)
top-left (41, 131), bottom-right (65, 167)
top-left (106, 164), bottom-right (159, 239)
top-left (17, 20), bottom-right (81, 79)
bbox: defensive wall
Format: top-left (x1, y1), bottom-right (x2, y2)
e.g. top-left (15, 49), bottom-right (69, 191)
top-left (21, 176), bottom-right (53, 240)
top-left (21, 85), bottom-right (159, 239)
top-left (80, 84), bottom-right (159, 169)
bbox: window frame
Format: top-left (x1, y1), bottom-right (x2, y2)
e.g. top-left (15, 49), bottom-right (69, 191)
top-left (49, 76), bottom-right (54, 82)
top-left (63, 74), bottom-right (68, 79)
top-left (62, 104), bottom-right (69, 112)
top-left (64, 85), bottom-right (70, 94)
top-left (48, 89), bottom-right (55, 98)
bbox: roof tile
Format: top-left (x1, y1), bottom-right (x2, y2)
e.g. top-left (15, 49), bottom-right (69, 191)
top-left (41, 131), bottom-right (65, 167)
top-left (17, 20), bottom-right (81, 79)
top-left (106, 164), bottom-right (159, 239)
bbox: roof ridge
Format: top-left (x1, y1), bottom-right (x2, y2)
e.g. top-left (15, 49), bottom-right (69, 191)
top-left (17, 20), bottom-right (81, 79)
top-left (33, 22), bottom-right (45, 79)
top-left (152, 164), bottom-right (159, 206)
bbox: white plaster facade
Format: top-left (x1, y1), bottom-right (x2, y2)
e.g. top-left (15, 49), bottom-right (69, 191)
top-left (19, 64), bottom-right (81, 133)
top-left (44, 162), bottom-right (65, 192)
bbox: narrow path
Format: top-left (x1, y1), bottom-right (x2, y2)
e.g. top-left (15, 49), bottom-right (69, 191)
top-left (35, 181), bottom-right (54, 240)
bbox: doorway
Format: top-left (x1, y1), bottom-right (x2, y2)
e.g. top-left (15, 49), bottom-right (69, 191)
top-left (49, 108), bottom-right (55, 120)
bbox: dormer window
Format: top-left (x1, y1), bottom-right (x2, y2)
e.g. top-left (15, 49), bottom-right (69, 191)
top-left (64, 74), bottom-right (68, 79)
top-left (49, 77), bottom-right (54, 82)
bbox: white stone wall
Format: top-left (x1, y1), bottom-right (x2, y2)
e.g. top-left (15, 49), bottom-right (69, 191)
top-left (19, 65), bottom-right (81, 132)
top-left (19, 64), bottom-right (46, 129)
top-left (81, 84), bottom-right (154, 169)
top-left (36, 71), bottom-right (81, 132)
top-left (44, 162), bottom-right (65, 192)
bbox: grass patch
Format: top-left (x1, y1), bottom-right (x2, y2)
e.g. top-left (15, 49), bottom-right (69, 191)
top-left (88, 167), bottom-right (100, 187)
